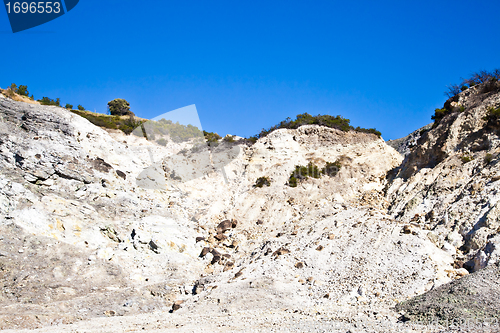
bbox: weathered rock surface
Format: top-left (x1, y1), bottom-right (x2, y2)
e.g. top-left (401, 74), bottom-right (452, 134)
top-left (396, 262), bottom-right (500, 325)
top-left (386, 84), bottom-right (500, 273)
top-left (1, 83), bottom-right (500, 332)
top-left (0, 224), bottom-right (173, 330)
top-left (387, 123), bottom-right (432, 158)
top-left (0, 95), bottom-right (205, 329)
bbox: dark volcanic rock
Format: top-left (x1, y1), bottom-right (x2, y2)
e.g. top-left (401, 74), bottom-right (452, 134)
top-left (116, 170), bottom-right (126, 180)
top-left (200, 247), bottom-right (211, 257)
top-left (216, 220), bottom-right (232, 233)
top-left (91, 157), bottom-right (113, 173)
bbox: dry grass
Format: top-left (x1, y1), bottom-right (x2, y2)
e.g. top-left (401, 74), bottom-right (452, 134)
top-left (73, 109), bottom-right (147, 121)
top-left (0, 88), bottom-right (40, 105)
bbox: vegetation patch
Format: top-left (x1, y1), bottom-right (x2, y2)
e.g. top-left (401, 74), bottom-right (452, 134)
top-left (70, 110), bottom-right (144, 135)
top-left (107, 98), bottom-right (133, 116)
top-left (288, 160), bottom-right (341, 187)
top-left (483, 106), bottom-right (500, 127)
top-left (433, 69), bottom-right (500, 125)
top-left (3, 83), bottom-right (33, 99)
top-left (1, 84), bottom-right (214, 145)
top-left (445, 69), bottom-right (500, 98)
top-left (484, 153), bottom-right (494, 164)
top-left (431, 103), bottom-right (466, 126)
top-left (156, 138), bottom-right (168, 146)
top-left (8, 83), bottom-right (31, 98)
top-left (254, 113), bottom-right (381, 141)
top-left (203, 131), bottom-right (222, 146)
top-left (431, 107), bottom-right (450, 124)
top-left (37, 96), bottom-right (61, 106)
top-left (254, 176), bottom-right (271, 188)
top-left (461, 153), bottom-right (474, 164)
top-left (223, 135), bottom-right (235, 143)
top-left (321, 161), bottom-right (341, 176)
top-left (134, 119), bottom-right (203, 143)
top-left (244, 136), bottom-right (258, 145)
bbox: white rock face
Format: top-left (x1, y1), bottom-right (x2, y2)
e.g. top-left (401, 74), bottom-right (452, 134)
top-left (179, 208), bottom-right (455, 317)
top-left (1, 87), bottom-right (499, 331)
top-left (386, 85), bottom-right (500, 272)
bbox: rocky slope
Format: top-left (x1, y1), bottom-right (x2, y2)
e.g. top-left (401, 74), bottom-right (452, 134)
top-left (1, 83), bottom-right (500, 332)
top-left (0, 95), bottom-right (204, 328)
top-left (386, 83), bottom-right (500, 272)
top-left (387, 123), bottom-right (432, 157)
top-left (382, 80), bottom-right (500, 327)
top-left (396, 262), bottom-right (500, 325)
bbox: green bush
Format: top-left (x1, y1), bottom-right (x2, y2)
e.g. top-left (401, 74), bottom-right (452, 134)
top-left (156, 138), bottom-right (168, 146)
top-left (38, 97), bottom-right (60, 106)
top-left (16, 85), bottom-right (29, 97)
top-left (122, 116), bottom-right (145, 135)
top-left (77, 105), bottom-right (85, 111)
top-left (432, 103), bottom-right (466, 124)
top-left (304, 163), bottom-right (321, 178)
top-left (223, 135), bottom-right (235, 143)
top-left (107, 98), bottom-right (133, 116)
top-left (485, 153), bottom-right (494, 164)
top-left (245, 136), bottom-right (258, 144)
top-left (70, 110), bottom-right (145, 135)
top-left (353, 126), bottom-right (382, 137)
top-left (483, 106), bottom-right (500, 125)
top-left (65, 104), bottom-right (73, 109)
top-left (128, 117), bottom-right (148, 136)
top-left (321, 160), bottom-right (341, 176)
top-left (254, 176), bottom-right (271, 188)
top-left (204, 130), bottom-right (221, 146)
top-left (250, 113), bottom-right (381, 142)
top-left (431, 107), bottom-right (450, 124)
top-left (287, 160), bottom-right (342, 187)
top-left (461, 154), bottom-right (474, 164)
top-left (287, 162), bottom-right (321, 187)
top-left (6, 83), bottom-right (29, 97)
top-left (131, 119), bottom-right (202, 142)
top-left (71, 110), bottom-right (118, 129)
top-left (288, 176), bottom-right (298, 188)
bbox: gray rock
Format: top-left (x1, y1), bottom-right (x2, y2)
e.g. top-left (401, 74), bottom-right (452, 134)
top-left (396, 263), bottom-right (500, 324)
top-left (386, 123), bottom-right (432, 158)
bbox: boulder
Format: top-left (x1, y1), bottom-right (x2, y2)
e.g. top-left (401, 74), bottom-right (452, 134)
top-left (216, 220), bottom-right (232, 233)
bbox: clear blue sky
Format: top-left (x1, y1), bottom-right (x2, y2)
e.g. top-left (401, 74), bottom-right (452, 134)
top-left (1, 1), bottom-right (499, 140)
